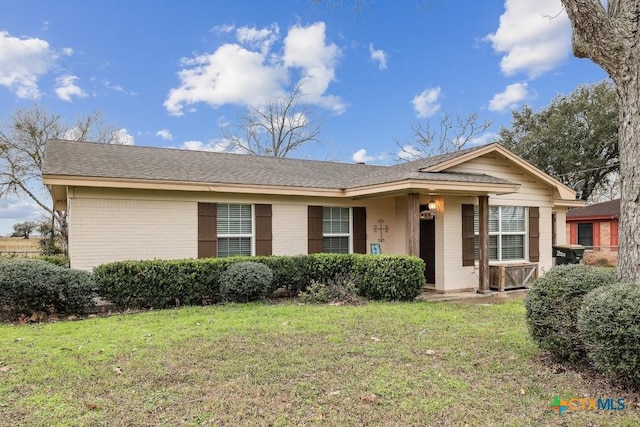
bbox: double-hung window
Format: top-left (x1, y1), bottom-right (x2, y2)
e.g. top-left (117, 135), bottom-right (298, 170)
top-left (217, 204), bottom-right (253, 257)
top-left (474, 206), bottom-right (526, 261)
top-left (322, 207), bottom-right (350, 253)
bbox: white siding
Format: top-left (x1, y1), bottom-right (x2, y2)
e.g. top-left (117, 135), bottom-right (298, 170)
top-left (448, 154), bottom-right (553, 207)
top-left (272, 204), bottom-right (308, 255)
top-left (439, 196), bottom-right (478, 291)
top-left (69, 197), bottom-right (197, 271)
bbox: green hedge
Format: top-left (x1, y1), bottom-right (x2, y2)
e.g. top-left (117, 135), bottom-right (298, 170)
top-left (578, 283), bottom-right (640, 388)
top-left (524, 264), bottom-right (618, 362)
top-left (93, 254), bottom-right (426, 309)
top-left (0, 259), bottom-right (95, 318)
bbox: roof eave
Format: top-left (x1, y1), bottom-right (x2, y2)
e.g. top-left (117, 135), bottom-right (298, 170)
top-left (42, 175), bottom-right (345, 198)
top-left (344, 179), bottom-right (520, 198)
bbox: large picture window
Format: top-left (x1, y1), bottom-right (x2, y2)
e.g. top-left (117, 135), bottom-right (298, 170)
top-left (474, 206), bottom-right (526, 261)
top-left (322, 207), bottom-right (350, 253)
top-left (217, 204), bottom-right (253, 257)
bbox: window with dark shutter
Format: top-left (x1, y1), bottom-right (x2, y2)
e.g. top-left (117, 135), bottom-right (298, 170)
top-left (308, 206), bottom-right (323, 254)
top-left (462, 204), bottom-right (475, 266)
top-left (255, 204), bottom-right (272, 256)
top-left (198, 202), bottom-right (217, 258)
top-left (529, 207), bottom-right (540, 262)
top-left (352, 207), bottom-right (367, 254)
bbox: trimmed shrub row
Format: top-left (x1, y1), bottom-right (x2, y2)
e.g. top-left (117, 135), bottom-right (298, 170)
top-left (0, 259), bottom-right (95, 318)
top-left (526, 264), bottom-right (640, 389)
top-left (93, 254), bottom-right (426, 309)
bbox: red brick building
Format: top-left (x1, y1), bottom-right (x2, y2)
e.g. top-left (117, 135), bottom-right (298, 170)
top-left (566, 199), bottom-right (619, 265)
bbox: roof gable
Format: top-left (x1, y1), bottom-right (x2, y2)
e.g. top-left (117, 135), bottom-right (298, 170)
top-left (421, 142), bottom-right (577, 201)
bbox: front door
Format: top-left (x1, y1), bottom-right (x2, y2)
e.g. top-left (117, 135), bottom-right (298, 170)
top-left (420, 215), bottom-right (436, 285)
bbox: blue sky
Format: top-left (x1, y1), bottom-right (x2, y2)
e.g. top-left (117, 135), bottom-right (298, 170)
top-left (0, 0), bottom-right (607, 235)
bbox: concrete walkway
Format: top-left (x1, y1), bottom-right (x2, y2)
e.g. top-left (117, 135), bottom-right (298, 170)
top-left (416, 288), bottom-right (528, 304)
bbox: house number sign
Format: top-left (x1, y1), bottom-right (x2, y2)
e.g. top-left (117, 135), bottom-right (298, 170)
top-left (374, 219), bottom-right (389, 242)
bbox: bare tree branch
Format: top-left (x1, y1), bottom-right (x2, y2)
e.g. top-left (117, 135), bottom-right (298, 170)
top-left (223, 85), bottom-right (322, 157)
top-left (395, 111), bottom-right (494, 161)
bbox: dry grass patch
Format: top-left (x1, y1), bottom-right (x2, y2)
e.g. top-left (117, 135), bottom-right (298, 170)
top-left (0, 237), bottom-right (41, 254)
top-left (0, 300), bottom-right (638, 426)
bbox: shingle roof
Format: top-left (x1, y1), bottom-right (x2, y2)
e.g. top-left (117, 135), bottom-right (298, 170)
top-left (42, 139), bottom-right (516, 189)
top-left (567, 199), bottom-right (620, 219)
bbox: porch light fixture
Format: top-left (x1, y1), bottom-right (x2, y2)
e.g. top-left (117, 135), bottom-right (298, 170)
top-left (427, 199), bottom-right (437, 212)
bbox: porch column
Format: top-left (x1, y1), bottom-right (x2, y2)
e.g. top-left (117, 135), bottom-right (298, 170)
top-left (407, 193), bottom-right (420, 257)
top-left (478, 195), bottom-right (491, 294)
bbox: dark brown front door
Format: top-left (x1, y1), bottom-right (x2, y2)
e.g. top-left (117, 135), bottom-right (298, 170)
top-left (420, 216), bottom-right (436, 285)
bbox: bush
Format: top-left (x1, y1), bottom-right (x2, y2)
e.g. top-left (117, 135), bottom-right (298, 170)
top-left (299, 274), bottom-right (366, 305)
top-left (0, 259), bottom-right (95, 318)
top-left (219, 261), bottom-right (274, 303)
top-left (93, 253), bottom-right (424, 309)
top-left (93, 259), bottom-right (227, 309)
top-left (35, 255), bottom-right (70, 267)
top-left (353, 255), bottom-right (425, 301)
top-left (578, 283), bottom-right (640, 388)
top-left (524, 264), bottom-right (618, 362)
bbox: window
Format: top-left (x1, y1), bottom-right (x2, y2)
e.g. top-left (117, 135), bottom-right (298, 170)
top-left (474, 206), bottom-right (526, 261)
top-left (217, 204), bottom-right (252, 257)
top-left (577, 223), bottom-right (593, 249)
top-left (322, 207), bottom-right (350, 253)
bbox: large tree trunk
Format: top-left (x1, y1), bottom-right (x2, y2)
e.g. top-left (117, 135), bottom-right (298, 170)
top-left (616, 79), bottom-right (640, 282)
top-left (561, 0), bottom-right (640, 282)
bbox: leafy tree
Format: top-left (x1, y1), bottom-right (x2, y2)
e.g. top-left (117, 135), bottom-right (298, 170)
top-left (397, 111), bottom-right (494, 160)
top-left (560, 0), bottom-right (640, 282)
top-left (499, 81), bottom-right (618, 201)
top-left (0, 105), bottom-right (122, 252)
top-left (223, 85), bottom-right (322, 157)
top-left (10, 221), bottom-right (37, 239)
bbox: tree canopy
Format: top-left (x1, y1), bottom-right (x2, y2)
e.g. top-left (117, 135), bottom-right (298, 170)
top-left (499, 80), bottom-right (618, 201)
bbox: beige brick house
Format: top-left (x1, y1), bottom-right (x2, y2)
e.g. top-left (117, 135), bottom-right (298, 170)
top-left (42, 139), bottom-right (582, 293)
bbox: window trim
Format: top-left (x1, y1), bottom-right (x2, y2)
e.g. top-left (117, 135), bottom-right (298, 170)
top-left (475, 205), bottom-right (527, 262)
top-left (216, 203), bottom-right (255, 257)
top-left (322, 206), bottom-right (353, 254)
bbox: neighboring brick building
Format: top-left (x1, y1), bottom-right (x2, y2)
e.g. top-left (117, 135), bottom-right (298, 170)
top-left (566, 199), bottom-right (619, 266)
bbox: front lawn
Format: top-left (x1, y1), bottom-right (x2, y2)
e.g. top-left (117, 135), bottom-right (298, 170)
top-left (0, 300), bottom-right (637, 426)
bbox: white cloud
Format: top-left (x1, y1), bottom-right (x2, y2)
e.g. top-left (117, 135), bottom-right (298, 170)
top-left (284, 22), bottom-right (344, 113)
top-left (412, 87), bottom-right (441, 118)
top-left (468, 132), bottom-right (500, 147)
top-left (489, 82), bottom-right (530, 112)
top-left (165, 22), bottom-right (344, 115)
top-left (54, 74), bottom-right (87, 102)
top-left (156, 129), bottom-right (173, 141)
top-left (62, 47), bottom-right (74, 56)
top-left (368, 44), bottom-right (387, 70)
top-left (236, 24), bottom-right (279, 53)
top-left (0, 31), bottom-right (57, 98)
top-left (112, 128), bottom-right (135, 145)
top-left (0, 198), bottom-right (42, 220)
top-left (397, 144), bottom-right (423, 161)
top-left (212, 23), bottom-right (235, 34)
top-left (352, 148), bottom-right (374, 163)
top-left (487, 0), bottom-right (571, 77)
top-left (180, 138), bottom-right (240, 153)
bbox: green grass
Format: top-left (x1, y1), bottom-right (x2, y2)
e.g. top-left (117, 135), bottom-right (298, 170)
top-left (0, 300), bottom-right (637, 426)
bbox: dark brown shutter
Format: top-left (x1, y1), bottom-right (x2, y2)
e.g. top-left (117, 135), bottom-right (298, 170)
top-left (198, 202), bottom-right (217, 258)
top-left (352, 207), bottom-right (367, 254)
top-left (308, 206), bottom-right (323, 254)
top-left (529, 207), bottom-right (540, 262)
top-left (255, 204), bottom-right (272, 256)
top-left (462, 204), bottom-right (475, 266)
